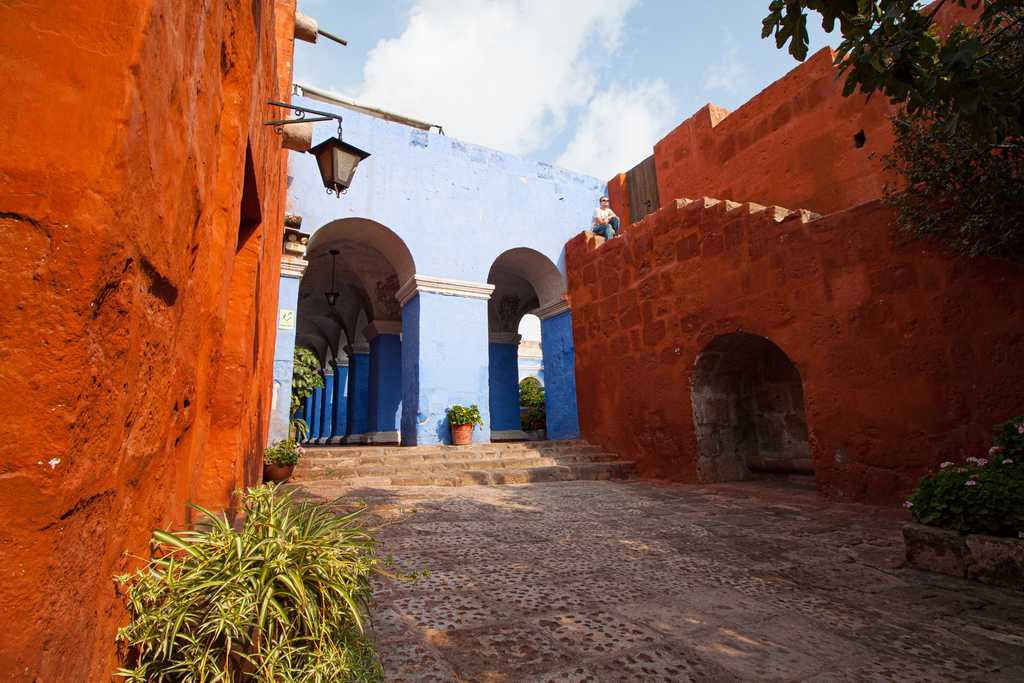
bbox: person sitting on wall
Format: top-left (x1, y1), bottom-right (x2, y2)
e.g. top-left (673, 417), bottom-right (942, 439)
top-left (592, 196), bottom-right (620, 240)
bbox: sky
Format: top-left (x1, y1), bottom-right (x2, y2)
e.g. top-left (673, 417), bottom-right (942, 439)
top-left (293, 0), bottom-right (833, 181)
top-left (292, 1), bottom-right (832, 342)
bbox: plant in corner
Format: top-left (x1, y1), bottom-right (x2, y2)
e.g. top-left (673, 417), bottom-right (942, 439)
top-left (447, 404), bottom-right (483, 446)
top-left (115, 484), bottom-right (384, 682)
top-left (906, 416), bottom-right (1024, 538)
top-left (263, 439), bottom-right (304, 483)
top-left (290, 346), bottom-right (324, 441)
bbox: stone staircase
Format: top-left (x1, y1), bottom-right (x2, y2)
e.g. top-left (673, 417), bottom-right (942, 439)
top-left (292, 440), bottom-right (636, 487)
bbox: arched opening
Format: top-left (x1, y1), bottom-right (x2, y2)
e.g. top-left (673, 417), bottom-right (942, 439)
top-left (487, 248), bottom-right (579, 441)
top-left (690, 333), bottom-right (813, 484)
top-left (295, 218), bottom-right (414, 445)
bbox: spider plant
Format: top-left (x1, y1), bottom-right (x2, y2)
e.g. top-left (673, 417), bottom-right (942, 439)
top-left (115, 484), bottom-right (383, 682)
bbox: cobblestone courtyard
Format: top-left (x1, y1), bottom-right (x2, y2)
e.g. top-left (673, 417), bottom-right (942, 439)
top-left (293, 479), bottom-right (1024, 682)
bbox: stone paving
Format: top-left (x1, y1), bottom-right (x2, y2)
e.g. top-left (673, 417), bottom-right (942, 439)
top-left (292, 479), bottom-right (1024, 682)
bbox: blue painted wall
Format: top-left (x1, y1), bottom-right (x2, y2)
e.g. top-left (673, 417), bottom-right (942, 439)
top-left (319, 372), bottom-right (335, 441)
top-left (303, 393), bottom-right (315, 443)
top-left (277, 95), bottom-right (604, 446)
top-left (488, 342), bottom-right (521, 431)
top-left (310, 386), bottom-right (323, 441)
top-left (332, 364), bottom-right (349, 438)
top-left (346, 352), bottom-right (370, 437)
top-left (541, 311), bottom-right (580, 439)
top-left (269, 274), bottom-right (301, 443)
top-left (403, 292), bottom-right (491, 445)
top-left (367, 334), bottom-right (403, 435)
top-left (287, 94), bottom-right (603, 283)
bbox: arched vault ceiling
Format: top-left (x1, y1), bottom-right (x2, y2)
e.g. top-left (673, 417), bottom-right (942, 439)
top-left (488, 270), bottom-right (539, 333)
top-left (488, 248), bottom-right (565, 309)
top-left (307, 217), bottom-right (415, 285)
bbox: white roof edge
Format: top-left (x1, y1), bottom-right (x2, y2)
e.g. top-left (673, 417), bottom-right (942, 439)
top-left (294, 83), bottom-right (441, 133)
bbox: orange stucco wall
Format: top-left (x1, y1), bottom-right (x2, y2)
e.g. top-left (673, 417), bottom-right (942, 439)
top-left (566, 199), bottom-right (1024, 506)
top-left (0, 0), bottom-right (295, 678)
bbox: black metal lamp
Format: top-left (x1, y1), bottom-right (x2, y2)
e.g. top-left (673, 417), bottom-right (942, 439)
top-left (265, 100), bottom-right (370, 197)
top-left (324, 249), bottom-right (341, 307)
top-left (308, 136), bottom-right (371, 196)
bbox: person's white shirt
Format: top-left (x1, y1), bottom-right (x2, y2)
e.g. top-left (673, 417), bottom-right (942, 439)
top-left (593, 207), bottom-right (617, 226)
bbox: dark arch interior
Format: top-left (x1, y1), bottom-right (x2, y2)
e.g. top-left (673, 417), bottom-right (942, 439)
top-left (690, 333), bottom-right (813, 483)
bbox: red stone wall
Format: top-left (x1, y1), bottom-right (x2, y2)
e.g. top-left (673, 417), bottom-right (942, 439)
top-left (566, 199), bottom-right (1024, 505)
top-left (0, 0), bottom-right (294, 679)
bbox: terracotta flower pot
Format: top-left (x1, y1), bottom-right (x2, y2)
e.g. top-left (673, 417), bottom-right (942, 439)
top-left (263, 463), bottom-right (295, 483)
top-left (451, 423), bottom-right (473, 445)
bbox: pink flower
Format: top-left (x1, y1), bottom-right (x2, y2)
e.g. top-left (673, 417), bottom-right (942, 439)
top-left (990, 446), bottom-right (1004, 455)
top-left (939, 461), bottom-right (954, 469)
top-left (966, 456), bottom-right (979, 464)
top-left (976, 458), bottom-right (989, 467)
top-left (1018, 423), bottom-right (1024, 434)
top-left (903, 500), bottom-right (913, 509)
top-left (1004, 459), bottom-right (1014, 465)
top-left (965, 480), bottom-right (978, 487)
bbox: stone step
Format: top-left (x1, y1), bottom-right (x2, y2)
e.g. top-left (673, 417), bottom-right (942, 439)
top-left (301, 441), bottom-right (606, 462)
top-left (299, 461), bottom-right (637, 488)
top-left (294, 452), bottom-right (624, 480)
top-left (296, 447), bottom-right (618, 471)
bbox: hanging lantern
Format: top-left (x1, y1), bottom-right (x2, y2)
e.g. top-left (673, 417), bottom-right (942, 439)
top-left (308, 137), bottom-right (371, 196)
top-left (325, 248), bottom-right (341, 307)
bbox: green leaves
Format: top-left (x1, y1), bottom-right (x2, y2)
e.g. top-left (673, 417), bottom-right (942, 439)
top-left (908, 416), bottom-right (1024, 537)
top-left (291, 347), bottom-right (325, 413)
top-left (446, 404), bottom-right (483, 427)
top-left (264, 440), bottom-right (303, 467)
top-left (115, 484), bottom-right (384, 682)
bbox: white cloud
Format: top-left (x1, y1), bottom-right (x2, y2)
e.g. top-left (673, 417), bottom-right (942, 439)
top-left (702, 30), bottom-right (748, 94)
top-left (555, 80), bottom-right (677, 180)
top-left (354, 0), bottom-right (638, 155)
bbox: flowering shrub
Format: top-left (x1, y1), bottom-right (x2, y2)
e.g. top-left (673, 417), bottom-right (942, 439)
top-left (264, 439), bottom-right (303, 466)
top-left (907, 417), bottom-right (1024, 538)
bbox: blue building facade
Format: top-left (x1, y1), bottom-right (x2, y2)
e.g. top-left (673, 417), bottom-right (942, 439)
top-left (269, 90), bottom-right (603, 445)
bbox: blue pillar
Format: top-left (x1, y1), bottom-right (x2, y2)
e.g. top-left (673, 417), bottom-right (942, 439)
top-left (489, 335), bottom-right (522, 436)
top-left (318, 366), bottom-right (335, 443)
top-left (346, 344), bottom-right (370, 440)
top-left (303, 393), bottom-right (315, 443)
top-left (401, 289), bottom-right (491, 446)
top-left (330, 359), bottom-right (349, 443)
top-left (366, 322), bottom-right (403, 442)
top-left (540, 308), bottom-right (580, 439)
top-left (269, 249), bottom-right (306, 444)
top-left (310, 385), bottom-right (324, 441)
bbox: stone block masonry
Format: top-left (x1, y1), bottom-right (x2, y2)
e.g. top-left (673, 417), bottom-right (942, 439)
top-left (0, 0), bottom-right (295, 678)
top-left (565, 197), bottom-right (1024, 505)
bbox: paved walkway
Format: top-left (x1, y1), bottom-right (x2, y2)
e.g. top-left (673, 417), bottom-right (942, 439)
top-left (293, 479), bottom-right (1024, 682)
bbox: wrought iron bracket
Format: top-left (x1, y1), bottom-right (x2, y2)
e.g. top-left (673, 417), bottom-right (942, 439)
top-left (264, 100), bottom-right (343, 136)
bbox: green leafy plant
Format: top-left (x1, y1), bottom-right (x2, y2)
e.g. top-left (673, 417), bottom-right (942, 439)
top-left (115, 484), bottom-right (384, 682)
top-left (291, 347), bottom-right (324, 416)
top-left (291, 417), bottom-right (310, 443)
top-left (907, 416), bottom-right (1024, 537)
top-left (519, 377), bottom-right (545, 408)
top-left (521, 405), bottom-right (546, 432)
top-left (446, 404), bottom-right (483, 427)
top-left (264, 439), bottom-right (304, 467)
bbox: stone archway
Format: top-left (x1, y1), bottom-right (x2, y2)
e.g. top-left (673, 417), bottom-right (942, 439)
top-left (690, 333), bottom-right (813, 483)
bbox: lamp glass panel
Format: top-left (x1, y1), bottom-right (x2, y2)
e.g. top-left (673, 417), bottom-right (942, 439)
top-left (332, 146), bottom-right (361, 188)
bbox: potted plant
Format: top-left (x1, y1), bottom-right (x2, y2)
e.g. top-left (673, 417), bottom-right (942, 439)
top-left (263, 439), bottom-right (303, 483)
top-left (447, 404), bottom-right (483, 445)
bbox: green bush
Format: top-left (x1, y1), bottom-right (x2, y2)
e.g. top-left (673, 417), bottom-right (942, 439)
top-left (115, 484), bottom-right (383, 682)
top-left (264, 439), bottom-right (303, 467)
top-left (908, 416), bottom-right (1024, 538)
top-left (519, 377), bottom-right (545, 408)
top-left (446, 404), bottom-right (483, 427)
top-left (291, 347), bottom-right (324, 415)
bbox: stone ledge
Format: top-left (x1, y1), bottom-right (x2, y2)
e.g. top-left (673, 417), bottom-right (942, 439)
top-left (903, 524), bottom-right (1024, 591)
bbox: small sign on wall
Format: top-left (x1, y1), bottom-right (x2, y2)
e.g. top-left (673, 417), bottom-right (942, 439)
top-left (278, 309), bottom-right (296, 330)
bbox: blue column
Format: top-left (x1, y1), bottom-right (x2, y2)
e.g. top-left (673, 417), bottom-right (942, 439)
top-left (303, 393), bottom-right (315, 443)
top-left (367, 323), bottom-right (403, 442)
top-left (402, 291), bottom-right (491, 445)
top-left (318, 367), bottom-right (335, 443)
top-left (330, 360), bottom-right (349, 442)
top-left (345, 345), bottom-right (370, 439)
top-left (311, 386), bottom-right (325, 441)
top-left (488, 336), bottom-right (522, 435)
top-left (540, 309), bottom-right (580, 439)
top-left (269, 253), bottom-right (306, 443)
